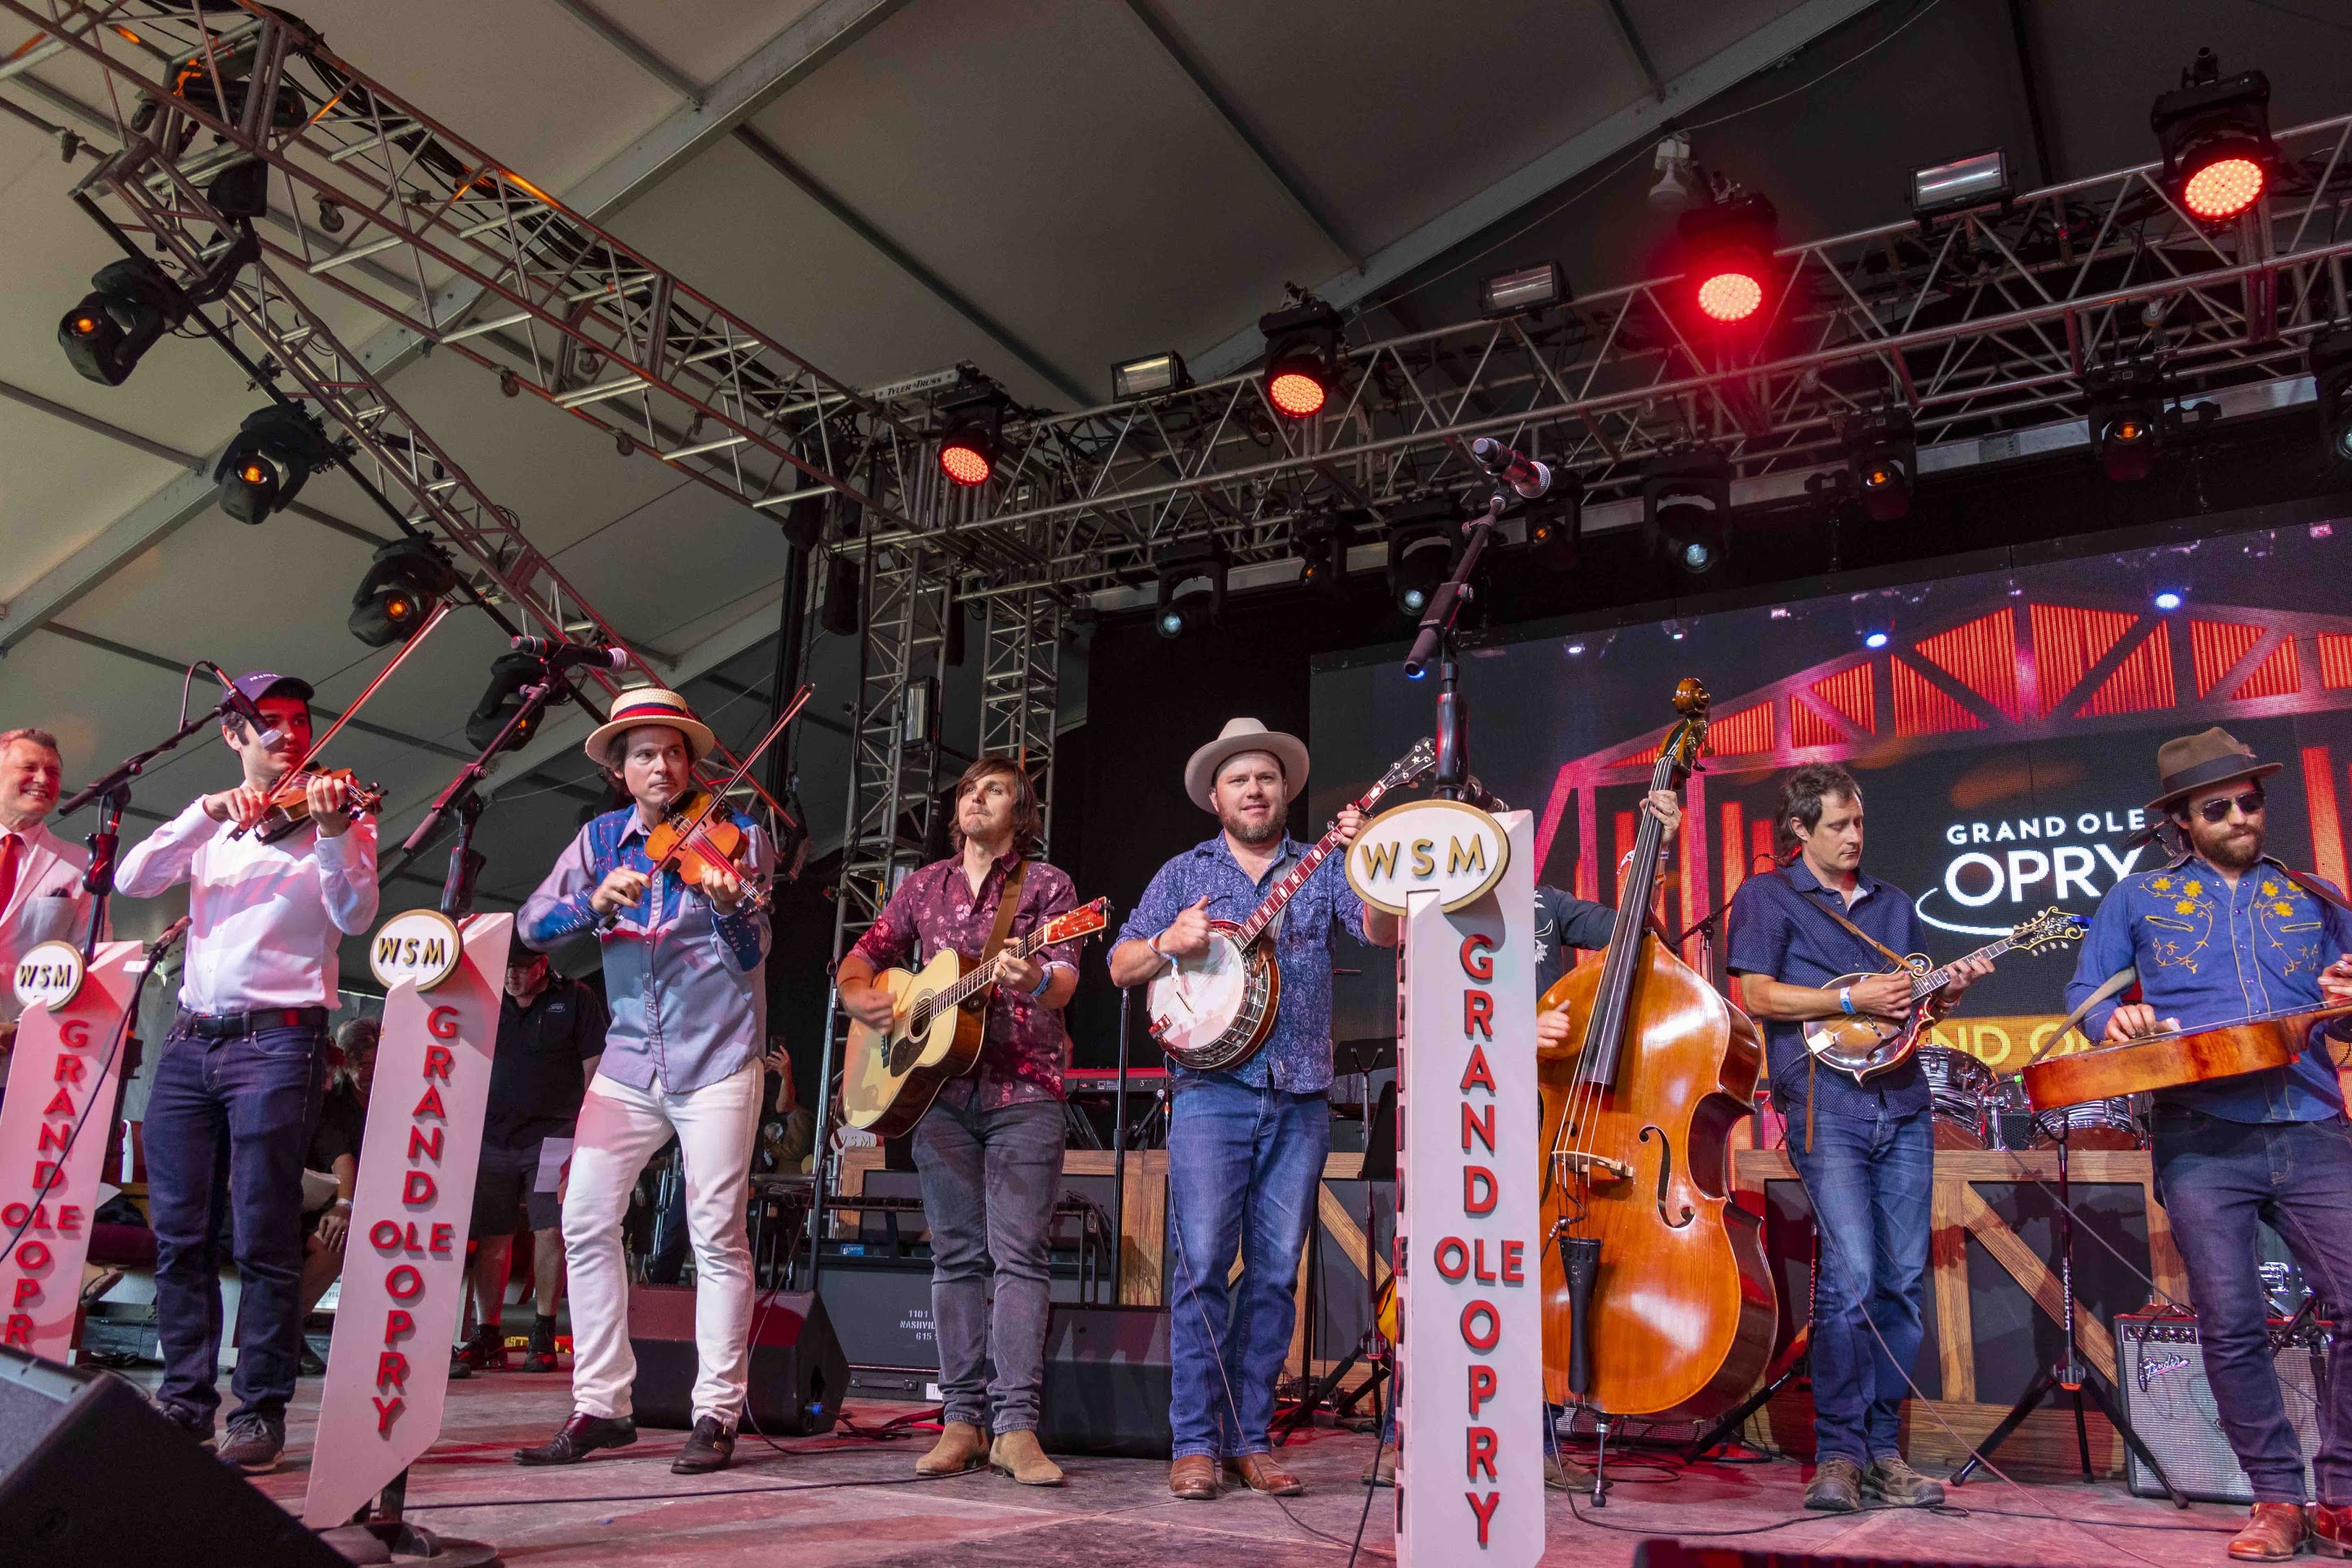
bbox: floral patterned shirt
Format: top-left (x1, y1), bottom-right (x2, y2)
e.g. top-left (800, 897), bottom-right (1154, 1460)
top-left (2066, 852), bottom-right (2352, 1122)
top-left (848, 852), bottom-right (1081, 1109)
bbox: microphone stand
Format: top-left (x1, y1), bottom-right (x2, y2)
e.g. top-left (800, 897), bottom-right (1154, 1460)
top-left (1402, 490), bottom-right (1502, 801)
top-left (395, 670), bottom-right (566, 915)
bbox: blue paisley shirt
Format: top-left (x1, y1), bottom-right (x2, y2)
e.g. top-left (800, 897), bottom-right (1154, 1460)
top-left (2066, 852), bottom-right (2352, 1122)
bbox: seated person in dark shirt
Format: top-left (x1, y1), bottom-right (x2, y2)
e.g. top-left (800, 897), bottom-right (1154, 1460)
top-left (299, 1019), bottom-right (377, 1350)
top-left (457, 948), bottom-right (605, 1375)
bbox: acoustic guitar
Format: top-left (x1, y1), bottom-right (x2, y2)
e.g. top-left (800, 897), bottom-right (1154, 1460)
top-left (841, 898), bottom-right (1110, 1138)
top-left (1802, 907), bottom-right (2087, 1080)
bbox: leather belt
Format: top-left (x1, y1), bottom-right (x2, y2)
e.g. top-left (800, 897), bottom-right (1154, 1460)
top-left (178, 1006), bottom-right (330, 1039)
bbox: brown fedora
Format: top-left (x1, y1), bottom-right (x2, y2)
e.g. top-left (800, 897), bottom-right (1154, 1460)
top-left (2146, 726), bottom-right (2282, 814)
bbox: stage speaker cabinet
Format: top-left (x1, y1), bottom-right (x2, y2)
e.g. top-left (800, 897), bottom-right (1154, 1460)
top-left (628, 1283), bottom-right (848, 1436)
top-left (0, 1346), bottom-right (344, 1566)
top-left (1037, 1303), bottom-right (1173, 1458)
top-left (2115, 1308), bottom-right (2330, 1505)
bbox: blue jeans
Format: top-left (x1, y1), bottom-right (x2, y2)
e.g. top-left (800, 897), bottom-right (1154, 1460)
top-left (144, 1018), bottom-right (328, 1428)
top-left (1165, 1079), bottom-right (1329, 1460)
top-left (914, 1092), bottom-right (1066, 1433)
top-left (2152, 1105), bottom-right (2352, 1504)
top-left (1786, 1101), bottom-right (1932, 1466)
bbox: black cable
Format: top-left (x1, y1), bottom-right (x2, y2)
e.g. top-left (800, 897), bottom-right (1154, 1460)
top-left (1563, 1489), bottom-right (1919, 1539)
top-left (401, 1467), bottom-right (967, 1512)
top-left (1928, 1501), bottom-right (2238, 1535)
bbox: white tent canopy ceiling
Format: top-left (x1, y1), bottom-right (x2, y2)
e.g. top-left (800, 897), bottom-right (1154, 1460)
top-left (2, 0), bottom-right (2350, 961)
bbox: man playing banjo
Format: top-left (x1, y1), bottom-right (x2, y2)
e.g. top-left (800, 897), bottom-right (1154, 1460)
top-left (2064, 728), bottom-right (2352, 1562)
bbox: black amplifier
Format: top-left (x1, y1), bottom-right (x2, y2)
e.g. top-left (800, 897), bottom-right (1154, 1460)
top-left (2115, 1308), bottom-right (2330, 1505)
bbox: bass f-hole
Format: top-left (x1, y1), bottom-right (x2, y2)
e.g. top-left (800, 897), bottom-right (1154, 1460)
top-left (1640, 1125), bottom-right (1694, 1229)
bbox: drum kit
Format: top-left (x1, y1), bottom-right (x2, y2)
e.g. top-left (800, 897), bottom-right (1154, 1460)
top-left (1919, 1045), bottom-right (2149, 1152)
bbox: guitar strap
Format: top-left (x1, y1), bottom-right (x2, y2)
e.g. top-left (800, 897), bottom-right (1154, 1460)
top-left (1773, 871), bottom-right (1911, 1155)
top-left (2281, 864), bottom-right (2352, 916)
top-left (978, 857), bottom-right (1031, 990)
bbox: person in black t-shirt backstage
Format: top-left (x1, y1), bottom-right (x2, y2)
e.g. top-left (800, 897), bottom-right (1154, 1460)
top-left (454, 946), bottom-right (607, 1377)
top-left (295, 1019), bottom-right (377, 1372)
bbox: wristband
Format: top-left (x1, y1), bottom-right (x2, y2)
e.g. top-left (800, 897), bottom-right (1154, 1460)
top-left (332, 1200), bottom-right (352, 1212)
top-left (1027, 964), bottom-right (1054, 998)
top-left (1149, 932), bottom-right (1174, 964)
top-left (1838, 986), bottom-right (1855, 1016)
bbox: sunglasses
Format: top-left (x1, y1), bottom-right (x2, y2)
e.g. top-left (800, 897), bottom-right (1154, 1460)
top-left (2191, 790), bottom-right (2266, 825)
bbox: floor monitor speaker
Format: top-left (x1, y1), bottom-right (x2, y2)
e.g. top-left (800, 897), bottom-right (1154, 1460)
top-left (628, 1284), bottom-right (847, 1435)
top-left (1037, 1303), bottom-right (1173, 1458)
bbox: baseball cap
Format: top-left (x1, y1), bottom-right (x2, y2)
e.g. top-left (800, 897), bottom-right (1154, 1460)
top-left (229, 670), bottom-right (315, 705)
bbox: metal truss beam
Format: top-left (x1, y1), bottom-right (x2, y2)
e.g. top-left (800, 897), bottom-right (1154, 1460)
top-left (977, 594), bottom-right (1062, 847)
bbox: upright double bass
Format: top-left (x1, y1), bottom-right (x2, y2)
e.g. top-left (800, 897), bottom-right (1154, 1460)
top-left (1537, 678), bottom-right (1774, 1426)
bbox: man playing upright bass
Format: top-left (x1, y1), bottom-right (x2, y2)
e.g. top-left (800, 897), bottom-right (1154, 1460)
top-left (2064, 729), bottom-right (2352, 1562)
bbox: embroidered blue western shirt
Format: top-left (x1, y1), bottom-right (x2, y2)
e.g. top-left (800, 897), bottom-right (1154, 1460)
top-left (2065, 853), bottom-right (2352, 1123)
top-left (1119, 833), bottom-right (1370, 1095)
top-left (518, 804), bottom-right (773, 1095)
top-left (1727, 862), bottom-right (1933, 1121)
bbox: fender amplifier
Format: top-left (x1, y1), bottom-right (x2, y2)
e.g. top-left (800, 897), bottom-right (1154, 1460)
top-left (628, 1283), bottom-right (847, 1435)
top-left (2115, 1308), bottom-right (2330, 1504)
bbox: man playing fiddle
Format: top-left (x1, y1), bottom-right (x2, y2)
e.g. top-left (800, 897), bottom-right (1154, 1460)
top-left (115, 672), bottom-right (377, 1474)
top-left (513, 687), bottom-right (773, 1477)
top-left (2065, 729), bottom-right (2352, 1562)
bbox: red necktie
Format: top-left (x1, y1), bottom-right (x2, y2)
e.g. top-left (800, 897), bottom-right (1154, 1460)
top-left (0, 833), bottom-right (23, 916)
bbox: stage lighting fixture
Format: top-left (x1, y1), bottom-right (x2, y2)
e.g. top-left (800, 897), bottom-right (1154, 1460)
top-left (348, 536), bottom-right (459, 647)
top-left (58, 257), bottom-right (185, 386)
top-left (1112, 351), bottom-right (1189, 401)
top-left (467, 652), bottom-right (553, 755)
top-left (1677, 193), bottom-right (1777, 327)
top-left (2152, 49), bottom-right (2274, 225)
top-left (1844, 407), bottom-right (1917, 523)
top-left (1527, 488), bottom-right (1580, 571)
top-left (1910, 149), bottom-right (2011, 222)
top-left (1479, 261), bottom-right (1567, 319)
top-left (820, 551), bottom-right (862, 636)
top-left (1863, 631), bottom-right (1890, 649)
top-left (1566, 641), bottom-right (1586, 656)
top-left (1648, 134), bottom-right (1695, 214)
top-left (1260, 296), bottom-right (1342, 420)
top-left (1385, 501), bottom-right (1459, 618)
top-left (2153, 591), bottom-right (2184, 611)
top-left (2311, 327), bottom-right (2352, 464)
top-left (1154, 536), bottom-right (1226, 640)
top-left (1294, 511), bottom-right (1350, 603)
top-left (2084, 364), bottom-right (2166, 482)
top-left (935, 378), bottom-right (1007, 489)
top-left (214, 403), bottom-right (332, 523)
top-left (1642, 448), bottom-right (1731, 576)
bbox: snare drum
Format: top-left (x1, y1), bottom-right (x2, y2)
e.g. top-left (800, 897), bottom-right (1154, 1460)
top-left (2029, 1095), bottom-right (2149, 1151)
top-left (1919, 1045), bottom-right (1996, 1150)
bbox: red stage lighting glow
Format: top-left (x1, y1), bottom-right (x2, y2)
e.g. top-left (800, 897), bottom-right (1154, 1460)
top-left (1268, 368), bottom-right (1328, 418)
top-left (2181, 154), bottom-right (2264, 221)
top-left (938, 440), bottom-right (992, 487)
top-left (1695, 270), bottom-right (1764, 324)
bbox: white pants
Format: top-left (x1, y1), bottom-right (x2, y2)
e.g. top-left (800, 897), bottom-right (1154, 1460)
top-left (562, 1062), bottom-right (761, 1424)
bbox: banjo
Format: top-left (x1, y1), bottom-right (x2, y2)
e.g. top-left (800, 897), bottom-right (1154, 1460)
top-left (1146, 739), bottom-right (1436, 1072)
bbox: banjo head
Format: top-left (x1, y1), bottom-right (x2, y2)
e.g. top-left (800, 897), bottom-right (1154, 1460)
top-left (1145, 926), bottom-right (1254, 1061)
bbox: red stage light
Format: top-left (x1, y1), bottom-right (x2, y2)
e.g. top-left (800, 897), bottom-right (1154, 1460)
top-left (2181, 154), bottom-right (2264, 221)
top-left (69, 314), bottom-right (98, 336)
top-left (938, 439), bottom-right (992, 487)
top-left (1695, 270), bottom-right (1764, 324)
top-left (1268, 368), bottom-right (1328, 418)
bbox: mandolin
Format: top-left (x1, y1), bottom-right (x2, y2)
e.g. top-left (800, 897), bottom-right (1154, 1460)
top-left (1145, 739), bottom-right (1436, 1073)
top-left (1802, 907), bottom-right (2087, 1080)
top-left (841, 898), bottom-right (1110, 1137)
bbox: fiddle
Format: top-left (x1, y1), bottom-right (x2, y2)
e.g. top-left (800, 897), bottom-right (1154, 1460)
top-left (247, 767), bottom-right (386, 845)
top-left (644, 787), bottom-right (769, 912)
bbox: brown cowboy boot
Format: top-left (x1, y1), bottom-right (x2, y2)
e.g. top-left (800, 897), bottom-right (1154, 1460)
top-left (2312, 1502), bottom-right (2352, 1558)
top-left (915, 1420), bottom-right (989, 1475)
top-left (1169, 1454), bottom-right (1219, 1500)
top-left (2229, 1502), bottom-right (2310, 1562)
top-left (1226, 1451), bottom-right (1305, 1496)
top-left (989, 1429), bottom-right (1065, 1486)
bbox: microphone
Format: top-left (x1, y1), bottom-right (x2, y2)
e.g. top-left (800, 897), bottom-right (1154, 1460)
top-left (1471, 437), bottom-right (1553, 500)
top-left (213, 673), bottom-right (284, 749)
top-left (510, 635), bottom-right (631, 670)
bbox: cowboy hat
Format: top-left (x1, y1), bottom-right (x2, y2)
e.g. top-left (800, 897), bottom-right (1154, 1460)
top-left (2147, 726), bottom-right (2282, 814)
top-left (584, 687), bottom-right (717, 769)
top-left (1183, 717), bottom-right (1308, 812)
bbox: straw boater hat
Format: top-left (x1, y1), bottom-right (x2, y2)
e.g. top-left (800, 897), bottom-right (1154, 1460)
top-left (1183, 717), bottom-right (1309, 812)
top-left (2147, 726), bottom-right (2282, 815)
top-left (584, 687), bottom-right (716, 769)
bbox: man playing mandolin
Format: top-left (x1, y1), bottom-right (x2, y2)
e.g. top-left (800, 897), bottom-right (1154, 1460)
top-left (511, 687), bottom-right (773, 1477)
top-left (837, 756), bottom-right (1083, 1488)
top-left (2065, 729), bottom-right (2352, 1563)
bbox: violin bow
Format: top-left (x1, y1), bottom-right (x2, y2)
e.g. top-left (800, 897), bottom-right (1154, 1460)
top-left (226, 600), bottom-right (455, 840)
top-left (644, 683), bottom-right (814, 883)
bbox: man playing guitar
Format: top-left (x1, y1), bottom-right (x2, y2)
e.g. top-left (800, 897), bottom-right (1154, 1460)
top-left (838, 756), bottom-right (1083, 1488)
top-left (1109, 718), bottom-right (1377, 1503)
top-left (2064, 729), bottom-right (2352, 1562)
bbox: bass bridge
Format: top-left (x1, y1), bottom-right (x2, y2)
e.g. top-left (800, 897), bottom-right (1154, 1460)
top-left (1553, 1150), bottom-right (1633, 1182)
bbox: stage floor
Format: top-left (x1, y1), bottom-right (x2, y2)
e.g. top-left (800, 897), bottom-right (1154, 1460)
top-left (167, 1369), bottom-right (2250, 1565)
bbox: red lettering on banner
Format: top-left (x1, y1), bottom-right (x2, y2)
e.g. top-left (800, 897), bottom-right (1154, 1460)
top-left (41, 1086), bottom-right (73, 1117)
top-left (373, 1396), bottom-right (403, 1435)
top-left (407, 1126), bottom-right (444, 1163)
top-left (37, 1123), bottom-right (70, 1154)
top-left (386, 1264), bottom-right (424, 1301)
top-left (3, 1314), bottom-right (30, 1346)
top-left (1501, 1240), bottom-right (1524, 1284)
top-left (422, 1042), bottom-right (454, 1079)
top-left (1458, 1045), bottom-right (1495, 1095)
top-left (1472, 1238), bottom-right (1497, 1283)
top-left (429, 1223), bottom-right (454, 1255)
top-left (402, 1170), bottom-right (437, 1206)
top-left (1460, 933), bottom-right (1494, 981)
top-left (16, 1240), bottom-right (49, 1272)
top-left (1463, 991), bottom-right (1493, 1039)
top-left (411, 1085), bottom-right (446, 1119)
top-left (385, 1309), bottom-right (415, 1342)
top-left (32, 1161), bottom-right (61, 1191)
top-left (52, 1054), bottom-right (83, 1083)
top-left (1467, 1426), bottom-right (1498, 1481)
top-left (1462, 1165), bottom-right (1495, 1216)
top-left (376, 1350), bottom-right (409, 1393)
top-left (1466, 1490), bottom-right (1501, 1546)
top-left (56, 1205), bottom-right (81, 1235)
top-left (0, 1204), bottom-right (24, 1229)
top-left (13, 1279), bottom-right (39, 1309)
top-left (1434, 1237), bottom-right (1470, 1282)
top-left (1468, 1363), bottom-right (1497, 1415)
top-left (58, 1020), bottom-right (87, 1049)
top-left (1461, 1299), bottom-right (1500, 1353)
top-left (1461, 1101), bottom-right (1494, 1154)
top-left (370, 1220), bottom-right (403, 1251)
top-left (426, 1008), bottom-right (459, 1043)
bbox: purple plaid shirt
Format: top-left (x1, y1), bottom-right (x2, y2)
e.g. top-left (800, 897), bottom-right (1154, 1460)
top-left (848, 852), bottom-right (1081, 1108)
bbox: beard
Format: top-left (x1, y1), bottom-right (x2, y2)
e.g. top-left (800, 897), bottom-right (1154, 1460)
top-left (1220, 807), bottom-right (1284, 847)
top-left (2189, 820), bottom-right (2263, 872)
